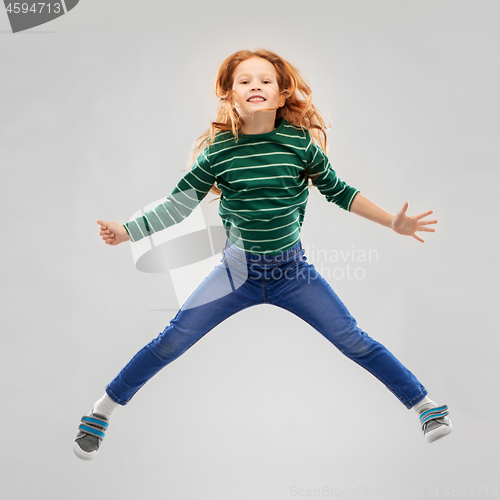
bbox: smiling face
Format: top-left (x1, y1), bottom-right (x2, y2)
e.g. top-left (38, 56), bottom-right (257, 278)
top-left (231, 57), bottom-right (284, 118)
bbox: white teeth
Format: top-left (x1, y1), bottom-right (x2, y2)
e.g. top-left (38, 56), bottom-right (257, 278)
top-left (248, 97), bottom-right (265, 102)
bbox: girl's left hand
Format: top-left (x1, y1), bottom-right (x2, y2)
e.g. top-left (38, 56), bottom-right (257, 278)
top-left (390, 202), bottom-right (438, 243)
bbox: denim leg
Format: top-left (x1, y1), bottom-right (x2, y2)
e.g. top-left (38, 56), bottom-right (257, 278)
top-left (106, 260), bottom-right (263, 405)
top-left (266, 258), bottom-right (427, 408)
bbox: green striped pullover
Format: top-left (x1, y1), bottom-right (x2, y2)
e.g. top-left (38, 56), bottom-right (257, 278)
top-left (123, 117), bottom-right (360, 255)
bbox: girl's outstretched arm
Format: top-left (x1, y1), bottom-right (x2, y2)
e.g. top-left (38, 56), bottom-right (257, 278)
top-left (349, 193), bottom-right (438, 243)
top-left (96, 219), bottom-right (130, 246)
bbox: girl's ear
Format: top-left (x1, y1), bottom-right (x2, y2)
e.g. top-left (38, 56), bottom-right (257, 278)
top-left (279, 91), bottom-right (292, 107)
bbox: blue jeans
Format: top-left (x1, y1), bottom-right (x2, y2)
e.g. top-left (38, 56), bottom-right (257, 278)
top-left (106, 238), bottom-right (427, 409)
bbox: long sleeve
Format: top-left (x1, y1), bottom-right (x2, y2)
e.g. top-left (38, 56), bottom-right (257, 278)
top-left (124, 149), bottom-right (216, 242)
top-left (305, 135), bottom-right (360, 212)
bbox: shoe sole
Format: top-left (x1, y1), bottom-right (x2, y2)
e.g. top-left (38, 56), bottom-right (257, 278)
top-left (426, 422), bottom-right (453, 443)
top-left (73, 440), bottom-right (98, 461)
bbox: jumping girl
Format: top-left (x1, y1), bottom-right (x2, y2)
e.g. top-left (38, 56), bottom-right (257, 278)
top-left (74, 48), bottom-right (452, 460)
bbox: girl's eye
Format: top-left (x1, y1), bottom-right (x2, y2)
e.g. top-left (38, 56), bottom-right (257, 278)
top-left (239, 80), bottom-right (272, 84)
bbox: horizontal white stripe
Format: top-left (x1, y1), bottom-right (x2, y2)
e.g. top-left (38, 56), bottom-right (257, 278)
top-left (220, 206), bottom-right (301, 223)
top-left (208, 139), bottom-right (283, 157)
top-left (181, 176), bottom-right (211, 195)
top-left (218, 162), bottom-right (303, 177)
top-left (187, 169), bottom-right (213, 187)
top-left (226, 185), bottom-right (308, 202)
top-left (220, 197), bottom-right (307, 213)
top-left (276, 132), bottom-right (307, 148)
top-left (221, 214), bottom-right (300, 232)
top-left (208, 125), bottom-right (306, 157)
top-left (228, 174), bottom-right (298, 184)
top-left (273, 141), bottom-right (307, 152)
top-left (211, 151), bottom-right (298, 170)
top-left (221, 182), bottom-right (308, 194)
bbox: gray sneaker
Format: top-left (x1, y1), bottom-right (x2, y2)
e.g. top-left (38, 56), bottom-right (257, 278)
top-left (73, 412), bottom-right (109, 460)
top-left (420, 405), bottom-right (453, 443)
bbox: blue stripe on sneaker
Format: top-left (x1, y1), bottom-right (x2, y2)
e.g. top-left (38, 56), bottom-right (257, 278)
top-left (419, 405), bottom-right (448, 422)
top-left (80, 424), bottom-right (106, 439)
top-left (421, 411), bottom-right (448, 426)
top-left (420, 407), bottom-right (448, 420)
top-left (82, 416), bottom-right (109, 428)
top-left (420, 409), bottom-right (447, 421)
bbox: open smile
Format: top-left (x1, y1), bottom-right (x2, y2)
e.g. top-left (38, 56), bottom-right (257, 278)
top-left (247, 96), bottom-right (266, 103)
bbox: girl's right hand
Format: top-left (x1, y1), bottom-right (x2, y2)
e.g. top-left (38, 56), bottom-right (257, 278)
top-left (96, 219), bottom-right (130, 246)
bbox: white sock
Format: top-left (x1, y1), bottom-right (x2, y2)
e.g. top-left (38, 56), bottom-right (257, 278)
top-left (92, 393), bottom-right (121, 419)
top-left (413, 396), bottom-right (437, 415)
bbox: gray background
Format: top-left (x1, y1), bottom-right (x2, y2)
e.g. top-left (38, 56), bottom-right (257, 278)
top-left (1, 1), bottom-right (499, 499)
